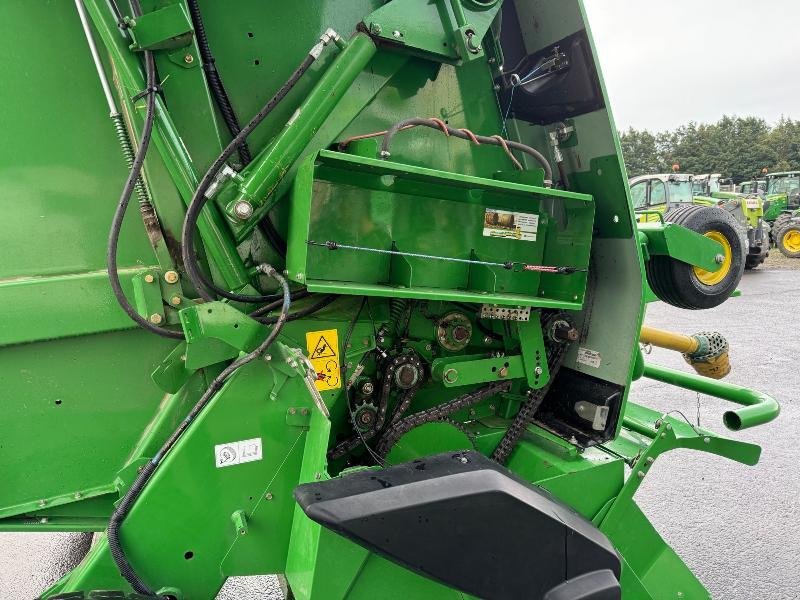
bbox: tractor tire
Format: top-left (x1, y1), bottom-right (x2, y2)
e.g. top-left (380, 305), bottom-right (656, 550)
top-left (772, 213), bottom-right (793, 241)
top-left (645, 205), bottom-right (745, 309)
top-left (775, 220), bottom-right (800, 258)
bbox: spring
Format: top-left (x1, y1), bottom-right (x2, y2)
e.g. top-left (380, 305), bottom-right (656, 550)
top-left (111, 113), bottom-right (154, 211)
top-left (389, 298), bottom-right (409, 337)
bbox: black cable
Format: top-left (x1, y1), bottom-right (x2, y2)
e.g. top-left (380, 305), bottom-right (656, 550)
top-left (249, 289), bottom-right (310, 317)
top-left (107, 264), bottom-right (291, 595)
top-left (186, 0), bottom-right (251, 166)
top-left (187, 0), bottom-right (288, 257)
top-left (255, 294), bottom-right (338, 324)
top-left (106, 0), bottom-right (182, 340)
top-left (181, 48), bottom-right (320, 303)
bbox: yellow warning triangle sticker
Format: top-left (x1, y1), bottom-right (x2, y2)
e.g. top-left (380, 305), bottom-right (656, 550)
top-left (310, 335), bottom-right (336, 359)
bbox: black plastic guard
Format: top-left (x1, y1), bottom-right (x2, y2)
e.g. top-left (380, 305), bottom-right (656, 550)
top-left (294, 451), bottom-right (620, 600)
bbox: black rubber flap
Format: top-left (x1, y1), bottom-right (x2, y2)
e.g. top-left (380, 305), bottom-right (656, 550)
top-left (294, 451), bottom-right (620, 600)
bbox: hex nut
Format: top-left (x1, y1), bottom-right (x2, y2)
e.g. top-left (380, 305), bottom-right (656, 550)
top-left (149, 313), bottom-right (163, 324)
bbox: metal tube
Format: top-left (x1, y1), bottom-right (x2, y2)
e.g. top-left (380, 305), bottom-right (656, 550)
top-left (641, 362), bottom-right (780, 431)
top-left (233, 33), bottom-right (377, 228)
top-left (74, 0), bottom-right (118, 116)
top-left (639, 326), bottom-right (699, 355)
top-left (449, 0), bottom-right (468, 27)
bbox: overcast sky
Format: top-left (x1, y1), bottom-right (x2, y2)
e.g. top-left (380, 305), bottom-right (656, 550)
top-left (583, 0), bottom-right (799, 132)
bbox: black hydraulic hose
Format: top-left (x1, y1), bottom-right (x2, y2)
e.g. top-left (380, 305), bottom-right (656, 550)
top-left (186, 0), bottom-right (251, 165)
top-left (107, 264), bottom-right (291, 595)
top-left (107, 0), bottom-right (182, 339)
top-left (186, 0), bottom-right (287, 254)
top-left (379, 117), bottom-right (554, 183)
top-left (181, 48), bottom-right (320, 303)
top-left (255, 294), bottom-right (338, 324)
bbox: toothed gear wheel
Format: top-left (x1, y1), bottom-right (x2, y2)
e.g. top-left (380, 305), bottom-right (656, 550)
top-left (352, 401), bottom-right (378, 433)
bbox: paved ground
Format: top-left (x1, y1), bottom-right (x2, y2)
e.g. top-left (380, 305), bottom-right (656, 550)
top-left (2, 256), bottom-right (798, 599)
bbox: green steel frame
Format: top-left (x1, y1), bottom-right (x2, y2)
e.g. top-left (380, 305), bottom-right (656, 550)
top-left (0, 1), bottom-right (779, 599)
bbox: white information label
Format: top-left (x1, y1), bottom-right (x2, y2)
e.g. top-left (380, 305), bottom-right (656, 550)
top-left (214, 437), bottom-right (263, 468)
top-left (576, 347), bottom-right (602, 369)
top-left (483, 208), bottom-right (539, 242)
top-left (745, 197), bottom-right (760, 209)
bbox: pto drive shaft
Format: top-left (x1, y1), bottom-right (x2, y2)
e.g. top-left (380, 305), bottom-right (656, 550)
top-left (640, 325), bottom-right (730, 379)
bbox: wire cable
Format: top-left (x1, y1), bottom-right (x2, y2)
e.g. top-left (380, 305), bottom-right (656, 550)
top-left (107, 264), bottom-right (291, 594)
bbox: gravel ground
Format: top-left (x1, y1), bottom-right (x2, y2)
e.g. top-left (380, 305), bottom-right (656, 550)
top-left (2, 262), bottom-right (799, 599)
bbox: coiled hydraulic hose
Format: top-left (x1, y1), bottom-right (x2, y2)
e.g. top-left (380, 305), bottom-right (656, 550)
top-left (107, 264), bottom-right (291, 595)
top-left (181, 33), bottom-right (336, 303)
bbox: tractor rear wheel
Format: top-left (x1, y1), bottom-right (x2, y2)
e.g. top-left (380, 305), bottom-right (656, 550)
top-left (775, 220), bottom-right (800, 258)
top-left (772, 214), bottom-right (793, 241)
top-left (645, 205), bottom-right (745, 309)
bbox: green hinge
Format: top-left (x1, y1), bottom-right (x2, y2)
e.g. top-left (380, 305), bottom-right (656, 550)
top-left (128, 4), bottom-right (193, 52)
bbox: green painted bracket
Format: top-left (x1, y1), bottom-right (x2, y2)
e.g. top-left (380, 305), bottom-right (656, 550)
top-left (151, 342), bottom-right (193, 393)
top-left (597, 401), bottom-right (761, 531)
top-left (128, 4), bottom-right (193, 51)
top-left (518, 318), bottom-right (550, 389)
top-left (637, 222), bottom-right (722, 272)
top-left (364, 0), bottom-right (502, 63)
top-left (132, 271), bottom-right (165, 325)
top-left (431, 353), bottom-right (524, 387)
top-left (179, 302), bottom-right (265, 370)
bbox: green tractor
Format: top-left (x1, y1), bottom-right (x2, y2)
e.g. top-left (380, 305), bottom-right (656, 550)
top-left (0, 1), bottom-right (779, 599)
top-left (630, 172), bottom-right (769, 269)
top-left (761, 171), bottom-right (800, 257)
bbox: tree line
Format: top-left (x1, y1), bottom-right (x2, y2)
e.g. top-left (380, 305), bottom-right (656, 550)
top-left (619, 116), bottom-right (800, 182)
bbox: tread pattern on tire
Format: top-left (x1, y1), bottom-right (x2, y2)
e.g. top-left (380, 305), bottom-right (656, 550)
top-left (646, 204), bottom-right (745, 309)
top-left (775, 220), bottom-right (800, 258)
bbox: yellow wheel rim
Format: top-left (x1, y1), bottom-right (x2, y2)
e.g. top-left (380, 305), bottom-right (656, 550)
top-left (693, 230), bottom-right (732, 286)
top-left (782, 228), bottom-right (800, 253)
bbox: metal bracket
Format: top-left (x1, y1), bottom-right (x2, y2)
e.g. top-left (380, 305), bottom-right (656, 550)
top-left (518, 319), bottom-right (550, 389)
top-left (480, 305), bottom-right (531, 321)
top-left (128, 4), bottom-right (193, 52)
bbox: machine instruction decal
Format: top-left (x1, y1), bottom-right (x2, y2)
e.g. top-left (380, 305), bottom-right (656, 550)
top-left (215, 437), bottom-right (263, 468)
top-left (483, 208), bottom-right (539, 242)
top-left (576, 347), bottom-right (602, 369)
top-left (306, 329), bottom-right (341, 391)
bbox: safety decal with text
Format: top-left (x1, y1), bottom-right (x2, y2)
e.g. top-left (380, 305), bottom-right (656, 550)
top-left (306, 329), bottom-right (341, 391)
top-left (576, 347), bottom-right (602, 369)
top-left (483, 208), bottom-right (539, 242)
top-left (214, 437), bottom-right (262, 468)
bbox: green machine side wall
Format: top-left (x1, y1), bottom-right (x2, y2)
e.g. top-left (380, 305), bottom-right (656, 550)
top-left (0, 1), bottom-right (772, 600)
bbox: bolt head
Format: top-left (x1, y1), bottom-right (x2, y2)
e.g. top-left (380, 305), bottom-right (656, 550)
top-left (265, 492), bottom-right (273, 500)
top-left (289, 407), bottom-right (297, 415)
top-left (233, 200), bottom-right (254, 220)
top-left (534, 366), bottom-right (543, 376)
top-left (637, 470), bottom-right (645, 478)
top-left (392, 30), bottom-right (402, 39)
top-left (715, 253), bottom-right (725, 264)
top-left (184, 53), bottom-right (194, 64)
top-left (149, 313), bottom-right (163, 325)
top-left (144, 274), bottom-right (155, 283)
top-left (369, 22), bottom-right (382, 35)
top-left (170, 296), bottom-right (182, 306)
top-left (314, 472), bottom-right (321, 480)
top-left (443, 368), bottom-right (459, 384)
top-left (484, 336), bottom-right (493, 345)
top-left (164, 270), bottom-right (179, 284)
